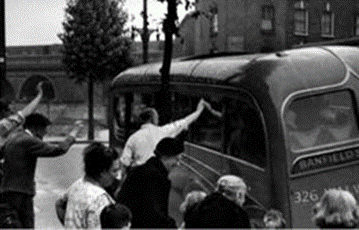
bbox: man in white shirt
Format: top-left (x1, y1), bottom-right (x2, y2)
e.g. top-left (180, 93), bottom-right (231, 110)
top-left (120, 98), bottom-right (208, 169)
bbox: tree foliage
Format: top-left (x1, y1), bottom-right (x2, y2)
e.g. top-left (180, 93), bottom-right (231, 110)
top-left (58, 0), bottom-right (133, 83)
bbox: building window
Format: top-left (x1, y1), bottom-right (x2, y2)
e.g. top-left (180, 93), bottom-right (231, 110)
top-left (354, 15), bottom-right (359, 36)
top-left (321, 3), bottom-right (334, 37)
top-left (294, 1), bottom-right (308, 36)
top-left (212, 13), bottom-right (218, 35)
top-left (261, 5), bottom-right (275, 33)
top-left (209, 5), bottom-right (218, 38)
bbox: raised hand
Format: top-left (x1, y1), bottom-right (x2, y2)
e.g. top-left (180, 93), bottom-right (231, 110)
top-left (69, 120), bottom-right (84, 138)
top-left (36, 81), bottom-right (44, 95)
top-left (197, 98), bottom-right (206, 111)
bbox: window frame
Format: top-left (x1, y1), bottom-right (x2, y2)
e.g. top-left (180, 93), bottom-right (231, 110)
top-left (354, 15), bottom-right (359, 36)
top-left (321, 11), bottom-right (335, 38)
top-left (293, 1), bottom-right (309, 36)
top-left (283, 89), bottom-right (359, 157)
top-left (261, 5), bottom-right (275, 33)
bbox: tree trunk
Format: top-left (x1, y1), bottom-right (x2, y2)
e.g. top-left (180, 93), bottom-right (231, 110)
top-left (88, 76), bottom-right (94, 140)
top-left (159, 0), bottom-right (177, 125)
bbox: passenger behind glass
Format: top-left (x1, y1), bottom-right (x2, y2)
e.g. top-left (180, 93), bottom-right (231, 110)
top-left (320, 106), bottom-right (357, 142)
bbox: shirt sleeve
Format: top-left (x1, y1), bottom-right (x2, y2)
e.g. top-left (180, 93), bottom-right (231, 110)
top-left (159, 117), bottom-right (191, 138)
top-left (0, 112), bottom-right (24, 138)
top-left (159, 109), bottom-right (202, 138)
top-left (25, 136), bottom-right (74, 157)
top-left (120, 138), bottom-right (133, 167)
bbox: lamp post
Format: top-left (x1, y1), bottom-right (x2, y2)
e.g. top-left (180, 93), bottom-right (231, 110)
top-left (142, 0), bottom-right (149, 64)
top-left (0, 0), bottom-right (9, 100)
top-left (0, 0), bottom-right (5, 80)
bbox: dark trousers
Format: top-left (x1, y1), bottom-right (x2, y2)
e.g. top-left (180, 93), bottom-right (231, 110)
top-left (1, 192), bottom-right (34, 228)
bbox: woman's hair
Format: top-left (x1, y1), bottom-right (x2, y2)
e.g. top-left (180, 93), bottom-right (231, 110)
top-left (83, 142), bottom-right (117, 180)
top-left (312, 189), bottom-right (359, 228)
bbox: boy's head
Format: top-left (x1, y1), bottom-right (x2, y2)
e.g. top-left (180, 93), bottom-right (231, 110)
top-left (23, 113), bottom-right (52, 139)
top-left (138, 107), bottom-right (159, 125)
top-left (100, 203), bottom-right (132, 229)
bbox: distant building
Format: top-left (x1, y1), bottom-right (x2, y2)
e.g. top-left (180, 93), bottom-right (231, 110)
top-left (6, 41), bottom-right (163, 103)
top-left (174, 0), bottom-right (359, 56)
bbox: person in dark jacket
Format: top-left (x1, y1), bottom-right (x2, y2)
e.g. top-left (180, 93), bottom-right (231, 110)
top-left (117, 137), bottom-right (184, 228)
top-left (0, 113), bottom-right (82, 228)
top-left (184, 175), bottom-right (251, 229)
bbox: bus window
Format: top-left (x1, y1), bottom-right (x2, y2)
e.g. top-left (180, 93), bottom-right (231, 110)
top-left (130, 93), bottom-right (155, 126)
top-left (114, 93), bottom-right (155, 144)
top-left (191, 96), bottom-right (224, 151)
top-left (172, 93), bottom-right (192, 121)
top-left (115, 94), bottom-right (126, 127)
top-left (284, 90), bottom-right (359, 152)
top-left (225, 99), bottom-right (267, 168)
top-left (171, 93), bottom-right (192, 141)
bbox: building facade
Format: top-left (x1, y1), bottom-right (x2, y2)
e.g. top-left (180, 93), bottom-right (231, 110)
top-left (174, 0), bottom-right (359, 56)
top-left (5, 42), bottom-right (163, 103)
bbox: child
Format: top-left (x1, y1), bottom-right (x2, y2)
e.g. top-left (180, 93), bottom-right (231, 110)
top-left (100, 203), bottom-right (132, 229)
top-left (179, 190), bottom-right (207, 229)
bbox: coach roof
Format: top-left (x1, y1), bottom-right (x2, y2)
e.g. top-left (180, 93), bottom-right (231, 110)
top-left (112, 46), bottom-right (358, 107)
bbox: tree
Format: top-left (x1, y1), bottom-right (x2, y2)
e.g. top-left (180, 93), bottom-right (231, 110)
top-left (59, 0), bottom-right (133, 139)
top-left (157, 0), bottom-right (195, 124)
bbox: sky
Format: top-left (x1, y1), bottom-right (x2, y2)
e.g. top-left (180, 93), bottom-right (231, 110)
top-left (5, 0), bottom-right (188, 46)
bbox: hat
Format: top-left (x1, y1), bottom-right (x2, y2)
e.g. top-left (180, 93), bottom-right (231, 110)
top-left (154, 137), bottom-right (184, 158)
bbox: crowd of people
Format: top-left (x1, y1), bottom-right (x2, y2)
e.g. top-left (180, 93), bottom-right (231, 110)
top-left (1, 83), bottom-right (359, 229)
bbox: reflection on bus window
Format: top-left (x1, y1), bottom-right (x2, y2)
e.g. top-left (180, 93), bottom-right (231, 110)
top-left (285, 91), bottom-right (359, 152)
top-left (226, 99), bottom-right (266, 168)
top-left (116, 95), bottom-right (126, 126)
top-left (191, 96), bottom-right (224, 151)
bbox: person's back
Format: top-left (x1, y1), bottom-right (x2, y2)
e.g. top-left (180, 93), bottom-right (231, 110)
top-left (120, 99), bottom-right (208, 168)
top-left (0, 82), bottom-right (43, 146)
top-left (1, 129), bottom-right (40, 195)
top-left (65, 178), bottom-right (114, 228)
top-left (185, 192), bottom-right (250, 228)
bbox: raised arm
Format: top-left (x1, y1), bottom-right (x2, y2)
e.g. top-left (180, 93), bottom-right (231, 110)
top-left (20, 82), bottom-right (44, 117)
top-left (57, 120), bottom-right (83, 152)
top-left (31, 120), bottom-right (83, 157)
top-left (161, 98), bottom-right (207, 138)
top-left (204, 101), bottom-right (223, 118)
